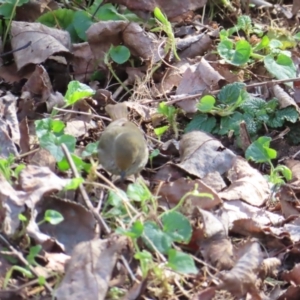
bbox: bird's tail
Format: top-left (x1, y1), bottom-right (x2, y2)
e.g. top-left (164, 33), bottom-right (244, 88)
top-left (105, 103), bottom-right (128, 121)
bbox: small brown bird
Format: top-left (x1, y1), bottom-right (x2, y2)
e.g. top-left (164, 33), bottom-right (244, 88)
top-left (98, 103), bottom-right (149, 179)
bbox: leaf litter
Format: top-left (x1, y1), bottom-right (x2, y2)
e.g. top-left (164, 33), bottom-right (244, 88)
top-left (0, 0), bottom-right (300, 299)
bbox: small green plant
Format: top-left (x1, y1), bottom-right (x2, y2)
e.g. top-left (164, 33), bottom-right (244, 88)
top-left (245, 136), bottom-right (292, 185)
top-left (153, 7), bottom-right (180, 61)
top-left (185, 82), bottom-right (299, 139)
top-left (0, 155), bottom-right (25, 183)
top-left (156, 102), bottom-right (179, 139)
top-left (149, 149), bottom-right (160, 169)
top-left (38, 210), bottom-right (64, 226)
top-left (217, 15), bottom-right (297, 83)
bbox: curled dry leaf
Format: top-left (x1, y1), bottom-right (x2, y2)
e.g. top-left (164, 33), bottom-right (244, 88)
top-left (217, 241), bottom-right (262, 298)
top-left (219, 157), bottom-right (270, 207)
top-left (11, 21), bottom-right (72, 71)
top-left (273, 84), bottom-right (298, 109)
top-left (178, 131), bottom-right (236, 178)
top-left (259, 257), bottom-right (281, 279)
top-left (176, 58), bottom-right (225, 113)
top-left (55, 235), bottom-right (130, 300)
top-left (197, 209), bottom-right (234, 270)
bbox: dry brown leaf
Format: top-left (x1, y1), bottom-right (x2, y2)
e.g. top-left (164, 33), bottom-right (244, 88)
top-left (37, 196), bottom-right (97, 254)
top-left (218, 241), bottom-right (262, 298)
top-left (273, 85), bottom-right (298, 109)
top-left (178, 131), bottom-right (236, 178)
top-left (55, 235), bottom-right (130, 300)
top-left (198, 209), bottom-right (234, 270)
top-left (219, 157), bottom-right (270, 207)
top-left (157, 178), bottom-right (222, 213)
top-left (11, 21), bottom-right (72, 71)
top-left (28, 148), bottom-right (56, 172)
top-left (73, 42), bottom-right (98, 82)
top-left (176, 58), bottom-right (224, 113)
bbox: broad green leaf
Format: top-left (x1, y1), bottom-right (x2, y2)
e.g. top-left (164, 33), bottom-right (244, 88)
top-left (37, 8), bottom-right (74, 30)
top-left (185, 114), bottom-right (216, 133)
top-left (218, 39), bottom-right (251, 66)
top-left (161, 211), bottom-right (192, 243)
top-left (65, 80), bottom-right (95, 105)
top-left (44, 210), bottom-right (64, 225)
top-left (218, 111), bottom-right (244, 135)
top-left (253, 35), bottom-right (269, 52)
top-left (264, 54), bottom-right (296, 83)
top-left (218, 82), bottom-right (246, 105)
top-left (109, 45), bottom-right (130, 64)
top-left (127, 182), bottom-right (151, 202)
top-left (167, 249), bottom-right (198, 274)
top-left (92, 3), bottom-right (123, 21)
top-left (39, 133), bottom-right (76, 162)
top-left (143, 221), bottom-right (172, 254)
top-left (245, 136), bottom-right (277, 163)
top-left (57, 154), bottom-right (91, 172)
top-left (73, 11), bottom-right (94, 41)
top-left (82, 142), bottom-right (99, 157)
top-left (197, 95), bottom-right (216, 112)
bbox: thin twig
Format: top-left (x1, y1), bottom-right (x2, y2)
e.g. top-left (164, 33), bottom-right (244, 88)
top-left (141, 77), bottom-right (300, 105)
top-left (53, 107), bottom-right (111, 121)
top-left (0, 234), bottom-right (53, 293)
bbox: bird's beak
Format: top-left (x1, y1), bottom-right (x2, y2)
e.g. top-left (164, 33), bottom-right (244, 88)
top-left (120, 171), bottom-right (126, 182)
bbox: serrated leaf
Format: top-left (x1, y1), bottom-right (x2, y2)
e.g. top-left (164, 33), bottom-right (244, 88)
top-left (237, 15), bottom-right (252, 34)
top-left (184, 114), bottom-right (216, 133)
top-left (127, 182), bottom-right (152, 202)
top-left (218, 82), bottom-right (246, 105)
top-left (219, 111), bottom-right (244, 135)
top-left (161, 211), bottom-right (192, 243)
top-left (167, 249), bottom-right (198, 274)
top-left (276, 107), bottom-right (299, 123)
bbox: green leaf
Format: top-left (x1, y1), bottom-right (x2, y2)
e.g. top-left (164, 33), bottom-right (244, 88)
top-left (245, 136), bottom-right (277, 163)
top-left (109, 45), bottom-right (130, 64)
top-left (64, 177), bottom-right (84, 190)
top-left (143, 221), bottom-right (173, 254)
top-left (274, 165), bottom-right (292, 181)
top-left (218, 111), bottom-right (244, 135)
top-left (218, 39), bottom-right (251, 66)
top-left (167, 249), bottom-right (198, 274)
top-left (197, 95), bottom-right (216, 112)
top-left (26, 245), bottom-right (42, 265)
top-left (65, 80), bottom-right (95, 105)
top-left (294, 32), bottom-right (300, 41)
top-left (39, 133), bottom-right (76, 162)
top-left (264, 54), bottom-right (296, 83)
top-left (218, 82), bottom-right (246, 105)
top-left (92, 3), bottom-right (122, 21)
top-left (44, 210), bottom-right (64, 225)
top-left (18, 214), bottom-right (27, 222)
top-left (107, 189), bottom-right (128, 207)
top-left (185, 114), bottom-right (216, 133)
top-left (149, 149), bottom-right (160, 159)
top-left (127, 182), bottom-right (151, 202)
top-left (116, 221), bottom-right (144, 238)
top-left (237, 15), bottom-right (252, 34)
top-left (57, 154), bottom-right (91, 172)
top-left (267, 107), bottom-right (299, 128)
top-left (82, 142), bottom-right (99, 157)
top-left (35, 118), bottom-right (65, 139)
top-left (73, 11), bottom-right (94, 41)
top-left (37, 8), bottom-right (74, 30)
top-left (161, 211), bottom-right (192, 243)
top-left (154, 125), bottom-right (169, 137)
top-left (253, 35), bottom-right (269, 52)
top-left (0, 4), bottom-right (14, 18)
